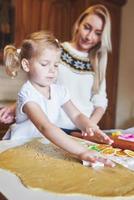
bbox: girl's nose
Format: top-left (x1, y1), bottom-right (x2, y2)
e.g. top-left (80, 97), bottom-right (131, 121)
top-left (49, 65), bottom-right (55, 72)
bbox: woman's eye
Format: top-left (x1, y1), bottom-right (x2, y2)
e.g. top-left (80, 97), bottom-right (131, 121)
top-left (84, 24), bottom-right (91, 30)
top-left (96, 32), bottom-right (102, 36)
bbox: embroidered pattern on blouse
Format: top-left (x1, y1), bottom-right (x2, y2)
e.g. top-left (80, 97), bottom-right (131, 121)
top-left (60, 45), bottom-right (93, 73)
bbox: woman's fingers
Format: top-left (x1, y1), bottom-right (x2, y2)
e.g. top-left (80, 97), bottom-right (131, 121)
top-left (3, 116), bottom-right (14, 124)
top-left (0, 107), bottom-right (15, 123)
top-left (82, 128), bottom-right (113, 145)
top-left (96, 130), bottom-right (113, 144)
top-left (82, 129), bottom-right (94, 137)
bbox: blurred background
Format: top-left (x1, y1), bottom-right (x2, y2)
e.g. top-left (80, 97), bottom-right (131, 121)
top-left (0, 0), bottom-right (133, 132)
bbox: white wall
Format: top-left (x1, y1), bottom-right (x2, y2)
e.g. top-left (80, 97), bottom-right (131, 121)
top-left (116, 0), bottom-right (134, 128)
top-left (0, 65), bottom-right (26, 101)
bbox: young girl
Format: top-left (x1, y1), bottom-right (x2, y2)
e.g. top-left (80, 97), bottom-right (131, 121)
top-left (3, 30), bottom-right (114, 166)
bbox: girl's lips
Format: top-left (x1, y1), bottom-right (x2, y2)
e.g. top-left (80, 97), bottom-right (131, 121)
top-left (47, 76), bottom-right (55, 78)
top-left (47, 77), bottom-right (55, 81)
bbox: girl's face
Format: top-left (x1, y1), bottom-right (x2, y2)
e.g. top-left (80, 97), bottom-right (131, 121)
top-left (26, 47), bottom-right (60, 87)
top-left (74, 14), bottom-right (103, 52)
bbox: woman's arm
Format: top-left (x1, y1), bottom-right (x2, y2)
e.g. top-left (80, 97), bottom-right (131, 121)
top-left (62, 100), bottom-right (101, 132)
top-left (62, 100), bottom-right (113, 144)
top-left (90, 77), bottom-right (108, 124)
top-left (0, 103), bottom-right (16, 123)
top-left (23, 101), bottom-right (114, 167)
top-left (89, 106), bottom-right (105, 124)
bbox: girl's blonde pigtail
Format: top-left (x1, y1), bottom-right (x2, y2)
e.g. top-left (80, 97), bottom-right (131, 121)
top-left (4, 45), bottom-right (21, 78)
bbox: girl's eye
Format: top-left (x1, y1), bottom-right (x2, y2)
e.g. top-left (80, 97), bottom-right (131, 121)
top-left (41, 63), bottom-right (48, 67)
top-left (54, 64), bottom-right (59, 68)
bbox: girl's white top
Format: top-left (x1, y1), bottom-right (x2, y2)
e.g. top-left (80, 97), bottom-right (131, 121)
top-left (3, 81), bottom-right (70, 140)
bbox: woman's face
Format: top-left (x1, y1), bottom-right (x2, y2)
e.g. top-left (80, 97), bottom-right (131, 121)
top-left (74, 14), bottom-right (103, 53)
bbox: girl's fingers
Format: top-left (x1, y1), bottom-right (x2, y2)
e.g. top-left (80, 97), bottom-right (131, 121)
top-left (81, 151), bottom-right (115, 168)
top-left (97, 157), bottom-right (115, 167)
top-left (79, 150), bottom-right (97, 163)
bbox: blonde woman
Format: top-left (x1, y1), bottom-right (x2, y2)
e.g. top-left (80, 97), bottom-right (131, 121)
top-left (0, 4), bottom-right (112, 144)
top-left (57, 4), bottom-right (112, 140)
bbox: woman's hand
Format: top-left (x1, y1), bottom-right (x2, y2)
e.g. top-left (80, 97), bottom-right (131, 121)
top-left (82, 126), bottom-right (113, 145)
top-left (0, 104), bottom-right (16, 124)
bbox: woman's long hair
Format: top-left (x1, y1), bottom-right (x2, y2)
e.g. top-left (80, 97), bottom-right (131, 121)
top-left (72, 4), bottom-right (112, 93)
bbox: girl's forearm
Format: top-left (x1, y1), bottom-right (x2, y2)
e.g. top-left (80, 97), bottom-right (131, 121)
top-left (40, 123), bottom-right (86, 159)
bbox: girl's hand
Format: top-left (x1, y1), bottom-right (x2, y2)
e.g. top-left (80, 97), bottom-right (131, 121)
top-left (82, 127), bottom-right (113, 145)
top-left (79, 150), bottom-right (115, 167)
top-left (0, 105), bottom-right (15, 124)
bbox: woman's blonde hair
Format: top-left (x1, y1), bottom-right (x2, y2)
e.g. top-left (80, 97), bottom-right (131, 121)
top-left (72, 4), bottom-right (112, 93)
top-left (4, 30), bottom-right (61, 78)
